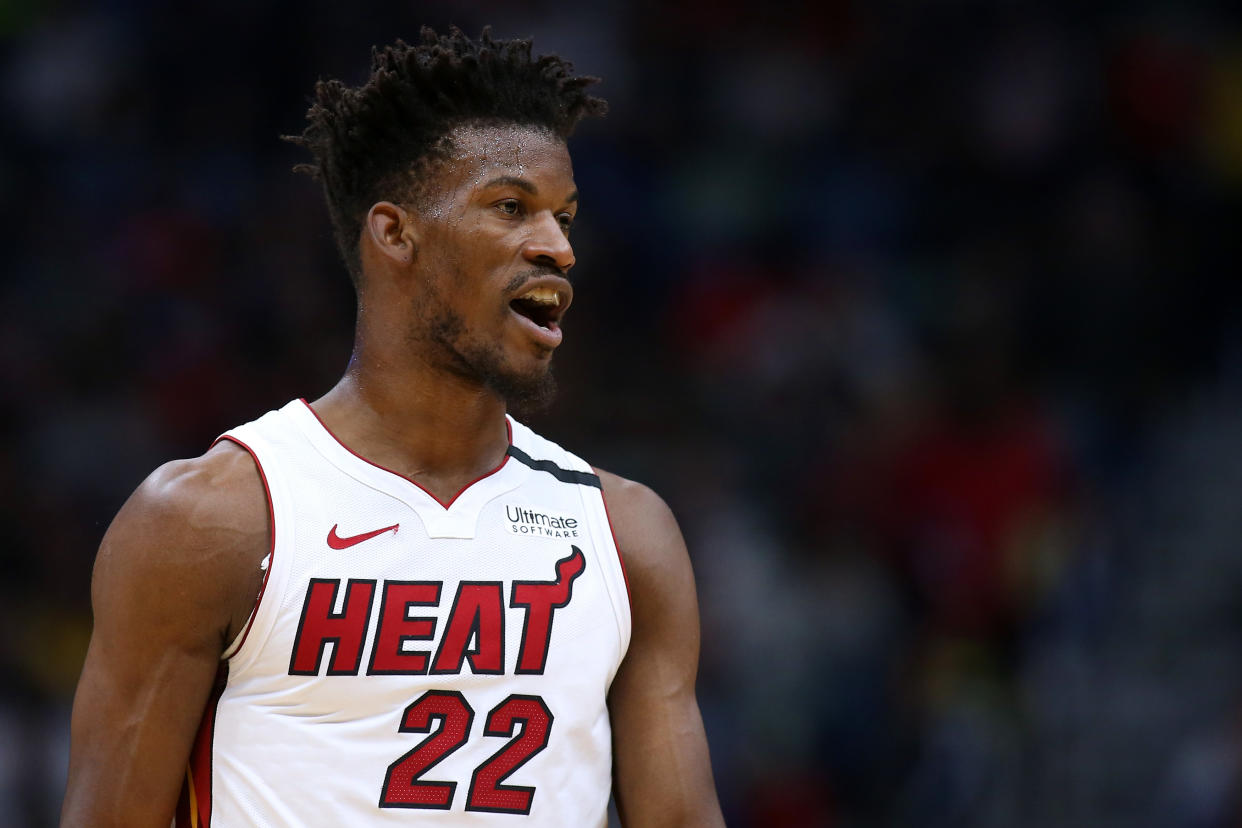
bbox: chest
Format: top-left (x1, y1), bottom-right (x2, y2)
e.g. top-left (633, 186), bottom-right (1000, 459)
top-left (233, 469), bottom-right (627, 710)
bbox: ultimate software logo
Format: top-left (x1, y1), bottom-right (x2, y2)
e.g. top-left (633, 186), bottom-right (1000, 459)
top-left (505, 504), bottom-right (581, 539)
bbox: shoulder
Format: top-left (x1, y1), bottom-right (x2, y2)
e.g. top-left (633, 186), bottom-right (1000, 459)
top-left (595, 468), bottom-right (695, 613)
top-left (595, 468), bottom-right (682, 557)
top-left (106, 440), bottom-right (267, 557)
top-left (93, 439), bottom-right (270, 647)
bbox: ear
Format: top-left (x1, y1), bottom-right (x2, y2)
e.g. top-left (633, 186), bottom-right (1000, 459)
top-left (365, 202), bottom-right (419, 264)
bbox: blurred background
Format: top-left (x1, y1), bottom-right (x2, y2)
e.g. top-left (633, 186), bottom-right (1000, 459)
top-left (4, 0), bottom-right (1242, 825)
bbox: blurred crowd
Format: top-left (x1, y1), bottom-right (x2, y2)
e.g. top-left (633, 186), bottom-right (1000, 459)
top-left (4, 1), bottom-right (1242, 825)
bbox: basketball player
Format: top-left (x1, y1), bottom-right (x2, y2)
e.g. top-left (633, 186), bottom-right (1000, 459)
top-left (60, 29), bottom-right (723, 827)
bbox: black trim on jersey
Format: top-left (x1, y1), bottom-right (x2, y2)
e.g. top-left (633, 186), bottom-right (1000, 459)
top-left (505, 445), bottom-right (602, 488)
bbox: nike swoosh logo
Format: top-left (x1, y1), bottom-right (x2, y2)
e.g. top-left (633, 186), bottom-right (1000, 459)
top-left (327, 523), bottom-right (399, 549)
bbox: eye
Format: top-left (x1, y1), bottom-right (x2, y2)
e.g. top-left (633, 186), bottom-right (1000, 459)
top-left (557, 212), bottom-right (575, 233)
top-left (496, 198), bottom-right (521, 216)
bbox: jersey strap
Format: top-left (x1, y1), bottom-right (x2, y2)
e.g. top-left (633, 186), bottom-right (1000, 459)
top-left (505, 444), bottom-right (602, 488)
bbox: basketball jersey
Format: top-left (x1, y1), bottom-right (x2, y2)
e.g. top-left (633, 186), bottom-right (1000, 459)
top-left (175, 399), bottom-right (632, 827)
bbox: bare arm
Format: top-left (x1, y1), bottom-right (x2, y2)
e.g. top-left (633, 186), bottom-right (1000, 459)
top-left (60, 442), bottom-right (269, 827)
top-left (599, 469), bottom-right (724, 827)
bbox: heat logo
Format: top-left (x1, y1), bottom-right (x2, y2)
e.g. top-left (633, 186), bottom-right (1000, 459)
top-left (505, 504), bottom-right (579, 539)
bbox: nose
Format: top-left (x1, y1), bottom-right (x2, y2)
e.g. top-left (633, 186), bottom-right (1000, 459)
top-left (523, 212), bottom-right (575, 272)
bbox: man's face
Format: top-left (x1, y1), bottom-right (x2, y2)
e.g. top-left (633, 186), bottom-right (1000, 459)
top-left (404, 124), bottom-right (578, 410)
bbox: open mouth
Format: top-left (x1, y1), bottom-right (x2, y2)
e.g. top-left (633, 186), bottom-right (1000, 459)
top-left (509, 286), bottom-right (565, 330)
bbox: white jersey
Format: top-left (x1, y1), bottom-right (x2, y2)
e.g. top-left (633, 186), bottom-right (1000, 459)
top-left (176, 399), bottom-right (632, 827)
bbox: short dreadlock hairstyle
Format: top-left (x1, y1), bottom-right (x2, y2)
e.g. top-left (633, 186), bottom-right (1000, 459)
top-left (287, 27), bottom-right (607, 284)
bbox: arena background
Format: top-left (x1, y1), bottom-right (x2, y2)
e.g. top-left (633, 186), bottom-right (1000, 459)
top-left (4, 1), bottom-right (1242, 825)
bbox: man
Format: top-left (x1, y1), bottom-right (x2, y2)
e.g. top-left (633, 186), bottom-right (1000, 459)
top-left (60, 28), bottom-right (723, 827)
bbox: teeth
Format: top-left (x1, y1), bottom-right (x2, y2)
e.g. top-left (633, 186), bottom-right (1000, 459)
top-left (517, 287), bottom-right (560, 306)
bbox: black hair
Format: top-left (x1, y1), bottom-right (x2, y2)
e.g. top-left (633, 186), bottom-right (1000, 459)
top-left (286, 26), bottom-right (607, 284)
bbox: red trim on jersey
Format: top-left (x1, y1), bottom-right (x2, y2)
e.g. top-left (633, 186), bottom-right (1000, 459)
top-left (594, 473), bottom-right (632, 608)
top-left (176, 663), bottom-right (228, 828)
top-left (211, 434), bottom-right (276, 657)
top-left (298, 398), bottom-right (512, 509)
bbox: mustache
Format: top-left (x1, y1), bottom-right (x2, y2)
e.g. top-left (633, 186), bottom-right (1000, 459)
top-left (503, 266), bottom-right (570, 295)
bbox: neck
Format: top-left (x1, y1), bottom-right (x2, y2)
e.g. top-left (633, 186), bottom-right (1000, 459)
top-left (310, 339), bottom-right (510, 504)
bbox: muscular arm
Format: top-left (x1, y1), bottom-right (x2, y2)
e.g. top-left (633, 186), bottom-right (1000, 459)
top-left (60, 442), bottom-right (269, 827)
top-left (599, 470), bottom-right (724, 827)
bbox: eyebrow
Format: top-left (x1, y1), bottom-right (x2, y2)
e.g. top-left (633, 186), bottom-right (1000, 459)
top-left (481, 175), bottom-right (578, 204)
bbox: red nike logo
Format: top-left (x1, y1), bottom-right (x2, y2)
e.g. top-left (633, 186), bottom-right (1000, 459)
top-left (327, 523), bottom-right (400, 549)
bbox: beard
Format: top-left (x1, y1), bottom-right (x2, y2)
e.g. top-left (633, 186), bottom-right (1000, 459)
top-left (412, 291), bottom-right (558, 415)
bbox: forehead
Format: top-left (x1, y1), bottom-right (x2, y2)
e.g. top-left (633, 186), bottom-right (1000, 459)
top-left (434, 124), bottom-right (574, 195)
